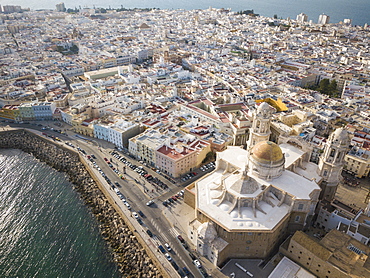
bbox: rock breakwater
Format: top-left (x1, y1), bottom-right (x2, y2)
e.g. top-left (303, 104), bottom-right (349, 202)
top-left (0, 130), bottom-right (163, 278)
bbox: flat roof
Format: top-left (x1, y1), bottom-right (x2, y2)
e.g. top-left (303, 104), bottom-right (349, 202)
top-left (268, 256), bottom-right (315, 278)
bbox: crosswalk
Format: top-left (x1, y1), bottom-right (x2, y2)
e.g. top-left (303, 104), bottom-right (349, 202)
top-left (168, 227), bottom-right (180, 238)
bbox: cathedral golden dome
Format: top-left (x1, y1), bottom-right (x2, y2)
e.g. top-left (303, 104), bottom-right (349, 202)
top-left (251, 141), bottom-right (283, 163)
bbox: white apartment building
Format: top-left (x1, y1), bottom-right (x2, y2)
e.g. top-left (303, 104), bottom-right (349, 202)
top-left (95, 120), bottom-right (141, 148)
top-left (32, 102), bottom-right (56, 121)
top-left (94, 124), bottom-right (110, 142)
top-left (296, 13), bottom-right (308, 23)
top-left (318, 14), bottom-right (330, 25)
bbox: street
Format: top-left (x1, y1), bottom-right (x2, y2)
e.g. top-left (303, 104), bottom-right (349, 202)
top-left (0, 121), bottom-right (204, 278)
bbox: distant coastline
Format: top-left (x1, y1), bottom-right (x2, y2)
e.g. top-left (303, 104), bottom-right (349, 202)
top-left (2, 0), bottom-right (369, 26)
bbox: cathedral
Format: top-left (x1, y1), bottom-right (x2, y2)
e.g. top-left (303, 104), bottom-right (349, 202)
top-left (185, 102), bottom-right (350, 267)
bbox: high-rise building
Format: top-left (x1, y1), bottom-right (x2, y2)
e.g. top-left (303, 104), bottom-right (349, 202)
top-left (343, 18), bottom-right (352, 25)
top-left (2, 5), bottom-right (21, 14)
top-left (56, 2), bottom-right (66, 12)
top-left (296, 13), bottom-right (308, 23)
top-left (318, 14), bottom-right (330, 25)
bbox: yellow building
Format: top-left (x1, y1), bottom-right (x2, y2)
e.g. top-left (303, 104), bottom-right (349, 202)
top-left (256, 98), bottom-right (288, 112)
top-left (0, 105), bottom-right (20, 121)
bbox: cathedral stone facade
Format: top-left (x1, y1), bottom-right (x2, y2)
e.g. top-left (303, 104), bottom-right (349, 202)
top-left (185, 102), bottom-right (350, 267)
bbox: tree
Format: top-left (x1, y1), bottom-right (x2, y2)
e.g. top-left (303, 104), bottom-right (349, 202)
top-left (319, 78), bottom-right (330, 95)
top-left (328, 79), bottom-right (338, 97)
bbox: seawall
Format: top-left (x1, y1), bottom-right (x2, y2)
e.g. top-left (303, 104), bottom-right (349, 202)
top-left (0, 129), bottom-right (164, 278)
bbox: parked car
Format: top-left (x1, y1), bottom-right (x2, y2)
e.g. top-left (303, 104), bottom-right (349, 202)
top-left (177, 235), bottom-right (185, 243)
top-left (165, 253), bottom-right (172, 261)
top-left (158, 245), bottom-right (166, 253)
top-left (193, 260), bottom-right (201, 268)
top-left (138, 210), bottom-right (145, 217)
top-left (146, 229), bottom-right (153, 237)
top-left (183, 266), bottom-right (190, 275)
top-left (165, 243), bottom-right (172, 252)
top-left (188, 252), bottom-right (196, 260)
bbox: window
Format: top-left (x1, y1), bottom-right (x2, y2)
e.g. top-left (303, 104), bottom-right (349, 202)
top-left (246, 240), bottom-right (252, 244)
top-left (295, 216), bottom-right (301, 222)
top-left (298, 204), bottom-right (304, 210)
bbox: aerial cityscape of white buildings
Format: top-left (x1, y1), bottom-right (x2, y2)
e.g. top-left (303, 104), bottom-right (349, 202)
top-left (1, 4), bottom-right (370, 277)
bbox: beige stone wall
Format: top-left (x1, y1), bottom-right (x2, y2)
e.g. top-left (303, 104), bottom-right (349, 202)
top-left (286, 237), bottom-right (349, 278)
top-left (184, 183), bottom-right (196, 209)
top-left (195, 214), bottom-right (291, 266)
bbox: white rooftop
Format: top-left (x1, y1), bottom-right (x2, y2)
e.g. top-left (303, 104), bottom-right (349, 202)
top-left (268, 256), bottom-right (315, 278)
top-left (279, 143), bottom-right (305, 169)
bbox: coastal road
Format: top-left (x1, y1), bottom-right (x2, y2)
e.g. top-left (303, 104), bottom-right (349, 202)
top-left (1, 122), bottom-right (205, 277)
top-left (65, 135), bottom-right (200, 277)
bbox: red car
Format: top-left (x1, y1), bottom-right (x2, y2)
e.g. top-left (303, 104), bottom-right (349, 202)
top-left (104, 157), bottom-right (108, 161)
top-left (177, 235), bottom-right (185, 243)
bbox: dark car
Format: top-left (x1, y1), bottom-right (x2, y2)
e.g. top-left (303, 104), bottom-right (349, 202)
top-left (182, 241), bottom-right (189, 249)
top-left (188, 252), bottom-right (196, 260)
top-left (158, 245), bottom-right (166, 253)
top-left (177, 235), bottom-right (185, 243)
top-left (183, 267), bottom-right (190, 275)
top-left (138, 210), bottom-right (145, 217)
top-left (146, 229), bottom-right (153, 237)
top-left (171, 261), bottom-right (179, 270)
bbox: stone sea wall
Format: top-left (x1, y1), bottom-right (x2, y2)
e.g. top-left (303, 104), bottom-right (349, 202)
top-left (0, 129), bottom-right (164, 278)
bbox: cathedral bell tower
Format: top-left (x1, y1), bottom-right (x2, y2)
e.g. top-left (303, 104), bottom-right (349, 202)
top-left (247, 102), bottom-right (272, 150)
top-left (317, 128), bottom-right (350, 201)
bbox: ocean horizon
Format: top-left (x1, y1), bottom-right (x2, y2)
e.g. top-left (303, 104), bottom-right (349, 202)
top-left (2, 0), bottom-right (369, 26)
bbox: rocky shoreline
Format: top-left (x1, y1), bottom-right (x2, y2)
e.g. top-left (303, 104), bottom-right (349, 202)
top-left (0, 129), bottom-right (163, 278)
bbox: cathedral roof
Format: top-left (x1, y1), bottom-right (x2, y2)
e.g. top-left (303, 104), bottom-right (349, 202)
top-left (251, 141), bottom-right (283, 164)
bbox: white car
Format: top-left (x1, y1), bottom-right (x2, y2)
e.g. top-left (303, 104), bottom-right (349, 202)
top-left (164, 243), bottom-right (172, 252)
top-left (165, 253), bottom-right (172, 261)
top-left (146, 200), bottom-right (154, 206)
top-left (132, 212), bottom-right (139, 219)
top-left (124, 201), bottom-right (131, 210)
top-left (193, 259), bottom-right (201, 268)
